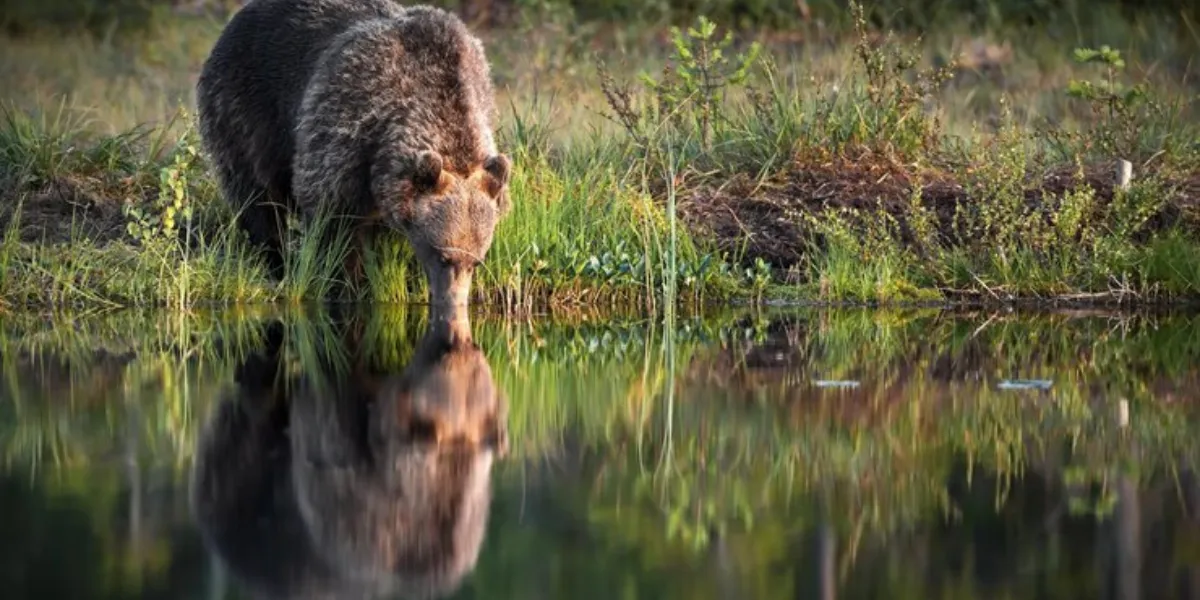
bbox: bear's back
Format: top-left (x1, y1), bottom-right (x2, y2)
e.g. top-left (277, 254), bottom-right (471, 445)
top-left (291, 6), bottom-right (499, 181)
top-left (196, 0), bottom-right (407, 188)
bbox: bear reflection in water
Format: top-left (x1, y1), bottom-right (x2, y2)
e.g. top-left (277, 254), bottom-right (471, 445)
top-left (189, 309), bottom-right (508, 600)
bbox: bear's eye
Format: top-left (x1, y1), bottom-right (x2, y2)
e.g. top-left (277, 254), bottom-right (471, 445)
top-left (439, 255), bottom-right (453, 267)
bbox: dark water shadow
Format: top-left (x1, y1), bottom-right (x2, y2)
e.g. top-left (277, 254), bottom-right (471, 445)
top-left (189, 307), bottom-right (508, 600)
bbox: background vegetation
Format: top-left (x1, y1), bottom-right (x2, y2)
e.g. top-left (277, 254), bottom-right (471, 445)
top-left (0, 0), bottom-right (1198, 311)
top-left (3, 0), bottom-right (1199, 33)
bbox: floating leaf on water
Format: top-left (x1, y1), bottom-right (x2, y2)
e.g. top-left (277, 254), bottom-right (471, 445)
top-left (997, 379), bottom-right (1054, 390)
top-left (814, 380), bottom-right (860, 388)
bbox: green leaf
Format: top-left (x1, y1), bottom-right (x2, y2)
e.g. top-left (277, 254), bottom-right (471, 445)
top-left (1072, 47), bottom-right (1102, 64)
top-left (1066, 80), bottom-right (1098, 99)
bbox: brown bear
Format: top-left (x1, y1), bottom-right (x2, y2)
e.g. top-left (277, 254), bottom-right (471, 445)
top-left (190, 308), bottom-right (507, 599)
top-left (195, 0), bottom-right (512, 306)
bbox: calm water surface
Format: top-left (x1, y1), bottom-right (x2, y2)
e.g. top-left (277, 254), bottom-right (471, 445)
top-left (3, 306), bottom-right (1200, 599)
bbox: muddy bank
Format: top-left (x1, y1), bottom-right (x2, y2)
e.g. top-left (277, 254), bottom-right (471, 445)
top-left (0, 173), bottom-right (134, 244)
top-left (678, 154), bottom-right (1200, 270)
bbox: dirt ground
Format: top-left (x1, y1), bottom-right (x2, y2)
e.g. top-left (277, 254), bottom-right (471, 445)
top-left (679, 154), bottom-right (1200, 269)
top-left (1, 172), bottom-right (138, 245)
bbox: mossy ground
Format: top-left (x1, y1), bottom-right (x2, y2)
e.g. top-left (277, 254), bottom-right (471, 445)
top-left (1, 1), bottom-right (1198, 312)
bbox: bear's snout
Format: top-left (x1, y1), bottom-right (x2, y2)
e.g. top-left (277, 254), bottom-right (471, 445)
top-left (423, 259), bottom-right (474, 307)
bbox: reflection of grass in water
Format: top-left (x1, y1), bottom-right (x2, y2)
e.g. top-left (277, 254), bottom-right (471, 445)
top-left (749, 307), bottom-right (1200, 397)
top-left (0, 308), bottom-right (269, 473)
top-left (580, 377), bottom-right (1200, 590)
top-left (528, 309), bottom-right (1200, 557)
top-left (482, 315), bottom-right (702, 461)
top-left (2, 307), bottom-right (1200, 559)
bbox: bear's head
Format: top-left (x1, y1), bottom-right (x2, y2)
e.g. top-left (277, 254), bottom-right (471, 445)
top-left (374, 150), bottom-right (512, 307)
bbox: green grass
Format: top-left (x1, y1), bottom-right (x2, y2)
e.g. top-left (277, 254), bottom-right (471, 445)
top-left (0, 2), bottom-right (1198, 311)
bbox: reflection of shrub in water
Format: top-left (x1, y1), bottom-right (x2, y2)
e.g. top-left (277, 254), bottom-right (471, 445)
top-left (190, 312), bottom-right (507, 599)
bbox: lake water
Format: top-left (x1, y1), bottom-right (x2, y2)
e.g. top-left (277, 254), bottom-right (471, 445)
top-left (3, 306), bottom-right (1200, 599)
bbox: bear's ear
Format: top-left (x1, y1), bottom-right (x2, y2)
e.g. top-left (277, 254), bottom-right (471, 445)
top-left (412, 151), bottom-right (445, 191)
top-left (481, 154), bottom-right (511, 198)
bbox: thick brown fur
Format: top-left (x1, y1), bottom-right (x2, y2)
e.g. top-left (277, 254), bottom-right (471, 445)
top-left (196, 0), bottom-right (511, 301)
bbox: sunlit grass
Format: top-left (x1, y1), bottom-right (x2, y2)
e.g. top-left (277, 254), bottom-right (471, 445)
top-left (0, 3), bottom-right (1198, 311)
